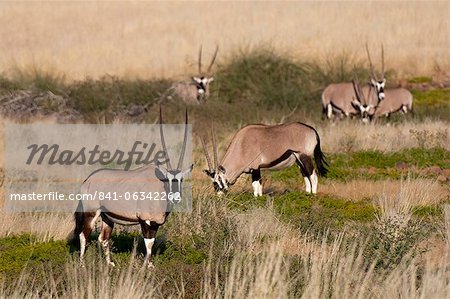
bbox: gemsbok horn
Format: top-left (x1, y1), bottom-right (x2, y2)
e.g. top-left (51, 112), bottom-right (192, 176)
top-left (202, 122), bottom-right (328, 196)
top-left (73, 108), bottom-right (192, 269)
top-left (160, 45), bottom-right (219, 105)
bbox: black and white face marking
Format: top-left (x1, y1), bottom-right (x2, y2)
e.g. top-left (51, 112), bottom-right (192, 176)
top-left (371, 78), bottom-right (386, 101)
top-left (352, 99), bottom-right (375, 123)
top-left (193, 76), bottom-right (214, 101)
top-left (203, 166), bottom-right (228, 194)
top-left (156, 165), bottom-right (193, 202)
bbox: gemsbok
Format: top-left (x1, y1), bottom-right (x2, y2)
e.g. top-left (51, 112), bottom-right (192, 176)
top-left (201, 122), bottom-right (328, 196)
top-left (73, 109), bottom-right (192, 269)
top-left (321, 44), bottom-right (386, 120)
top-left (352, 45), bottom-right (414, 122)
top-left (160, 45), bottom-right (219, 105)
top-left (369, 87), bottom-right (414, 121)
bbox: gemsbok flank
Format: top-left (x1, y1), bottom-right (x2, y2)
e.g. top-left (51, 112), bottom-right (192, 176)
top-left (201, 122), bottom-right (328, 196)
top-left (160, 45), bottom-right (219, 105)
top-left (321, 43), bottom-right (386, 120)
top-left (73, 109), bottom-right (192, 269)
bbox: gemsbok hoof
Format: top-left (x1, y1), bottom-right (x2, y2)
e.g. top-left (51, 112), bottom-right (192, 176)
top-left (147, 262), bottom-right (155, 270)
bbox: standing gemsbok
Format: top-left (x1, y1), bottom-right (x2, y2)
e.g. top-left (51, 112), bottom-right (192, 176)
top-left (321, 44), bottom-right (386, 120)
top-left (370, 87), bottom-right (414, 120)
top-left (73, 109), bottom-right (192, 269)
top-left (352, 46), bottom-right (414, 122)
top-left (202, 122), bottom-right (328, 196)
top-left (160, 45), bottom-right (219, 105)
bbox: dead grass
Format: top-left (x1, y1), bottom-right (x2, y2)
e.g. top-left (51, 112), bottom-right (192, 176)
top-left (319, 120), bottom-right (449, 153)
top-left (0, 2), bottom-right (448, 81)
top-left (321, 178), bottom-right (449, 205)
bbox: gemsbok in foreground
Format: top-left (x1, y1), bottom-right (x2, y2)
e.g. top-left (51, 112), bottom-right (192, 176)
top-left (321, 44), bottom-right (386, 120)
top-left (160, 45), bottom-right (219, 104)
top-left (202, 122), bottom-right (328, 196)
top-left (73, 109), bottom-right (192, 269)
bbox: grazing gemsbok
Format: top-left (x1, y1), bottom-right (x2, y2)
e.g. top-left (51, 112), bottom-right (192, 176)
top-left (161, 45), bottom-right (219, 104)
top-left (369, 87), bottom-right (414, 121)
top-left (73, 109), bottom-right (192, 269)
top-left (321, 44), bottom-right (386, 120)
top-left (201, 123), bottom-right (328, 196)
top-left (351, 77), bottom-right (375, 122)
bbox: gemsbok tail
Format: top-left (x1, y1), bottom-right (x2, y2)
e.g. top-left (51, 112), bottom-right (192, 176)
top-left (71, 201), bottom-right (85, 246)
top-left (313, 130), bottom-right (329, 177)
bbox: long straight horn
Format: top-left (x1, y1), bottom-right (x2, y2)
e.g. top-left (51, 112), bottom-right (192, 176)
top-left (211, 126), bottom-right (218, 170)
top-left (177, 109), bottom-right (189, 170)
top-left (200, 136), bottom-right (213, 172)
top-left (198, 45), bottom-right (203, 74)
top-left (207, 45), bottom-right (219, 73)
top-left (365, 43), bottom-right (377, 81)
top-left (381, 43), bottom-right (385, 79)
top-left (159, 106), bottom-right (172, 170)
top-left (352, 78), bottom-right (364, 104)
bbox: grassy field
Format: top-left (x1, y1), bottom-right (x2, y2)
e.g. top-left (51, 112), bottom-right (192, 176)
top-left (0, 1), bottom-right (449, 298)
top-left (0, 2), bottom-right (449, 81)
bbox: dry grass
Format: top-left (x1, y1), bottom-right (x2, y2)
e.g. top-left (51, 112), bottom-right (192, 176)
top-left (0, 2), bottom-right (449, 81)
top-left (322, 178), bottom-right (449, 204)
top-left (319, 119), bottom-right (449, 153)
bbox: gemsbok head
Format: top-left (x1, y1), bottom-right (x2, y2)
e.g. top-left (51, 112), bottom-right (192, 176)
top-left (202, 122), bottom-right (328, 196)
top-left (365, 43), bottom-right (386, 101)
top-left (161, 45), bottom-right (219, 105)
top-left (73, 108), bottom-right (192, 269)
top-left (351, 76), bottom-right (376, 122)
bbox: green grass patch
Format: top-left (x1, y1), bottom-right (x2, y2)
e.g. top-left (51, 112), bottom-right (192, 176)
top-left (271, 148), bottom-right (449, 182)
top-left (227, 192), bottom-right (376, 233)
top-left (0, 235), bottom-right (69, 282)
top-left (408, 76), bottom-right (432, 84)
top-left (412, 88), bottom-right (450, 121)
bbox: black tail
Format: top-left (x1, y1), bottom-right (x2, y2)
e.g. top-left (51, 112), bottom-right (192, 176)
top-left (313, 129), bottom-right (329, 177)
top-left (299, 122), bottom-right (329, 177)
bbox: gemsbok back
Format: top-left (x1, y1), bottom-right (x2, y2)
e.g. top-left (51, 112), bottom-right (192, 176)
top-left (202, 122), bottom-right (328, 196)
top-left (73, 109), bottom-right (192, 269)
top-left (160, 45), bottom-right (219, 105)
top-left (322, 44), bottom-right (386, 120)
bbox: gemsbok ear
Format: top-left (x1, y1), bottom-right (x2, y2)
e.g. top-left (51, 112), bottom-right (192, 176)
top-left (183, 164), bottom-right (194, 176)
top-left (193, 77), bottom-right (202, 83)
top-left (370, 78), bottom-right (377, 86)
top-left (207, 77), bottom-right (214, 83)
top-left (203, 169), bottom-right (214, 178)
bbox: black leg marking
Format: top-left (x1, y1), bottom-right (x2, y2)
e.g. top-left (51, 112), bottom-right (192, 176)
top-left (295, 154), bottom-right (314, 192)
top-left (251, 169), bottom-right (262, 183)
top-left (139, 220), bottom-right (159, 240)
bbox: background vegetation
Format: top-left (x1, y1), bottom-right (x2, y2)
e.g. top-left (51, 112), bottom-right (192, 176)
top-left (0, 1), bottom-right (449, 298)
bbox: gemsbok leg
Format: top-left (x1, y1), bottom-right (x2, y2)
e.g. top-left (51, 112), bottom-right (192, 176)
top-left (76, 209), bottom-right (101, 265)
top-left (295, 153), bottom-right (318, 194)
top-left (98, 214), bottom-right (115, 266)
top-left (251, 169), bottom-right (263, 197)
top-left (139, 220), bottom-right (159, 269)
